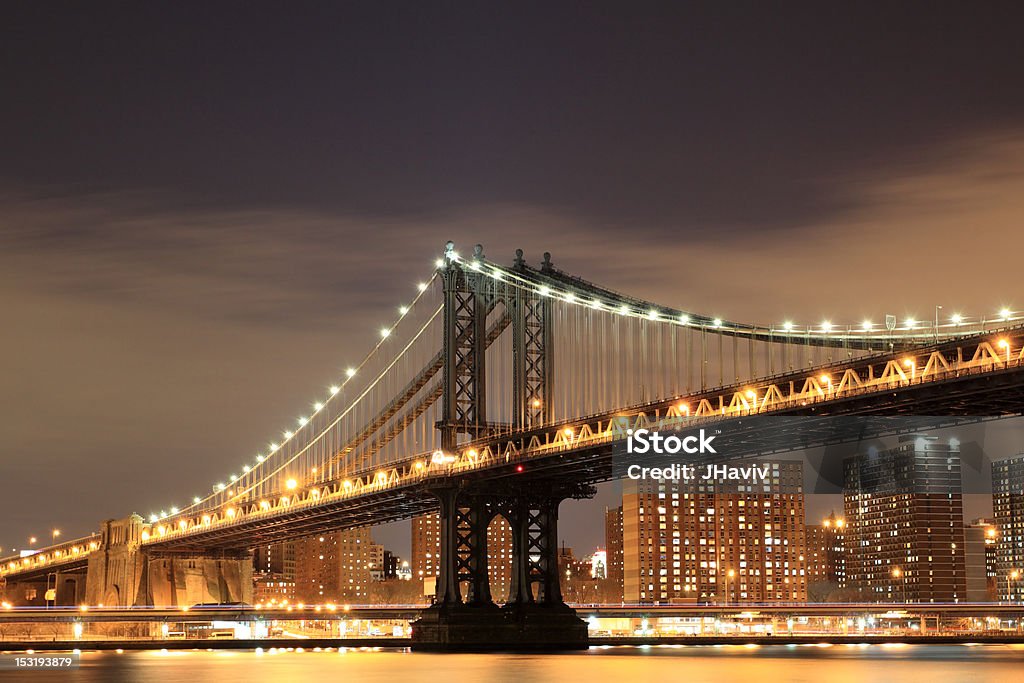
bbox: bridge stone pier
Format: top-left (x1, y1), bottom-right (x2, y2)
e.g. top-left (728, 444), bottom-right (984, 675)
top-left (84, 515), bottom-right (252, 607)
top-left (411, 482), bottom-right (594, 651)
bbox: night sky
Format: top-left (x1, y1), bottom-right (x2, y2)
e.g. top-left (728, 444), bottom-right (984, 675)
top-left (3, 2), bottom-right (1024, 558)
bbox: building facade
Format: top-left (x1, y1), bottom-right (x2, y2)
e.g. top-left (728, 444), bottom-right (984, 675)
top-left (604, 506), bottom-right (624, 602)
top-left (992, 455), bottom-right (1024, 601)
top-left (294, 528), bottom-right (382, 604)
top-left (844, 436), bottom-right (966, 603)
top-left (623, 461), bottom-right (807, 604)
top-left (805, 510), bottom-right (847, 590)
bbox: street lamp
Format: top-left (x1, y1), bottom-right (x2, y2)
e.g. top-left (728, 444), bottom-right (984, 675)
top-left (1009, 570), bottom-right (1020, 603)
top-left (52, 529), bottom-right (60, 543)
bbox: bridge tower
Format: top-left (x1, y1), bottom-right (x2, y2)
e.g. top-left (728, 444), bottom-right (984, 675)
top-left (413, 244), bottom-right (589, 651)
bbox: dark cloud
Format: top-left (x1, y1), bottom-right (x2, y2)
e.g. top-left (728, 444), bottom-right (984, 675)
top-left (2, 2), bottom-right (1024, 555)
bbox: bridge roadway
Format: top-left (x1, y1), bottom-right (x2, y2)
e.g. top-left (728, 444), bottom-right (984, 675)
top-left (141, 327), bottom-right (1024, 552)
top-left (3, 603), bottom-right (1024, 623)
top-left (4, 327), bottom-right (1024, 575)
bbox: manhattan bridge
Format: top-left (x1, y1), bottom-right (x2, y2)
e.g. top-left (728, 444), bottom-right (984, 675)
top-left (3, 242), bottom-right (1023, 648)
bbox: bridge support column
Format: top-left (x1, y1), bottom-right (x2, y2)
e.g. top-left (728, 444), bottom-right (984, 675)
top-left (411, 482), bottom-right (592, 651)
top-left (511, 248), bottom-right (554, 430)
top-left (84, 515), bottom-right (252, 607)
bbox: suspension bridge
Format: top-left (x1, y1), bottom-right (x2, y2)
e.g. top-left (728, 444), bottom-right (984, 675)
top-left (3, 242), bottom-right (1023, 648)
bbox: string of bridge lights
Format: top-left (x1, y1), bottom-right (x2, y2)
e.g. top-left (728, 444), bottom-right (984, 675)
top-left (130, 246), bottom-right (1015, 526)
top-left (463, 250), bottom-right (1017, 337)
top-left (144, 269), bottom-right (442, 525)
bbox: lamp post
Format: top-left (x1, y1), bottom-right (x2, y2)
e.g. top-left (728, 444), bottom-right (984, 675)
top-left (1008, 569), bottom-right (1020, 604)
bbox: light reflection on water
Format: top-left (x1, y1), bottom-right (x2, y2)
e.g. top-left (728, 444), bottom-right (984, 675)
top-left (5, 644), bottom-right (1024, 683)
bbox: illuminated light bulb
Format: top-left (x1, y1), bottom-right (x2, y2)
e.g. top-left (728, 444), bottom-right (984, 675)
top-left (243, 465), bottom-right (251, 473)
top-left (435, 258), bottom-right (445, 268)
top-left (820, 374), bottom-right (831, 384)
top-left (679, 314), bottom-right (690, 325)
top-left (159, 510), bottom-right (167, 518)
top-left (417, 282), bottom-right (428, 291)
top-left (380, 327), bottom-right (391, 338)
top-left (469, 260), bottom-right (481, 271)
top-left (564, 427), bottom-right (575, 437)
top-left (861, 320), bottom-right (872, 332)
top-left (821, 320), bottom-right (833, 332)
top-left (270, 443), bottom-right (279, 452)
top-left (712, 318), bottom-right (722, 327)
top-left (449, 251), bottom-right (460, 261)
top-left (230, 474), bottom-right (238, 482)
top-left (745, 390), bottom-right (755, 399)
top-left (216, 483), bottom-right (226, 491)
top-left (170, 506), bottom-right (178, 514)
top-left (564, 292), bottom-right (575, 303)
top-left (951, 313), bottom-right (962, 325)
top-left (539, 285), bottom-right (551, 297)
top-left (1000, 307), bottom-right (1012, 320)
top-left (178, 520), bottom-right (188, 529)
top-left (193, 496), bottom-right (201, 504)
top-left (256, 455), bottom-right (265, 463)
top-left (299, 417), bottom-right (308, 426)
top-left (619, 304), bottom-right (630, 315)
top-left (284, 431), bottom-right (294, 439)
top-left (782, 321), bottom-right (794, 331)
top-left (590, 299), bottom-right (602, 309)
top-left (492, 269), bottom-right (503, 280)
top-left (531, 398), bottom-right (542, 408)
top-left (345, 368), bottom-right (356, 378)
top-left (647, 309), bottom-right (659, 320)
top-left (149, 514), bottom-right (158, 523)
top-left (286, 478), bottom-right (298, 490)
top-left (313, 402), bottom-right (323, 411)
top-left (399, 306), bottom-right (408, 315)
top-left (904, 318), bottom-right (916, 329)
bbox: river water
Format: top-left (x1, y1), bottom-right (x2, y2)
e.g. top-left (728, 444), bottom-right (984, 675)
top-left (3, 644), bottom-right (1024, 682)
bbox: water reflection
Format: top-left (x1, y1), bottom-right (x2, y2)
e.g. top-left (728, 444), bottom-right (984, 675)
top-left (5, 645), bottom-right (1024, 683)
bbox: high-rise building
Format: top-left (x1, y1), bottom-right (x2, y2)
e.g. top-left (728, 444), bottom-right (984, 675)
top-left (805, 510), bottom-right (846, 590)
top-left (623, 461), bottom-right (807, 604)
top-left (294, 528), bottom-right (382, 603)
top-left (604, 506), bottom-right (624, 601)
top-left (965, 518), bottom-right (999, 601)
top-left (993, 455), bottom-right (1024, 601)
top-left (844, 436), bottom-right (966, 603)
top-left (411, 513), bottom-right (514, 601)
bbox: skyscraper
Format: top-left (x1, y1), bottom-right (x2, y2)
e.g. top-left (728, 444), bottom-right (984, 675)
top-left (844, 435), bottom-right (966, 603)
top-left (623, 461), bottom-right (807, 604)
top-left (992, 455), bottom-right (1024, 601)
